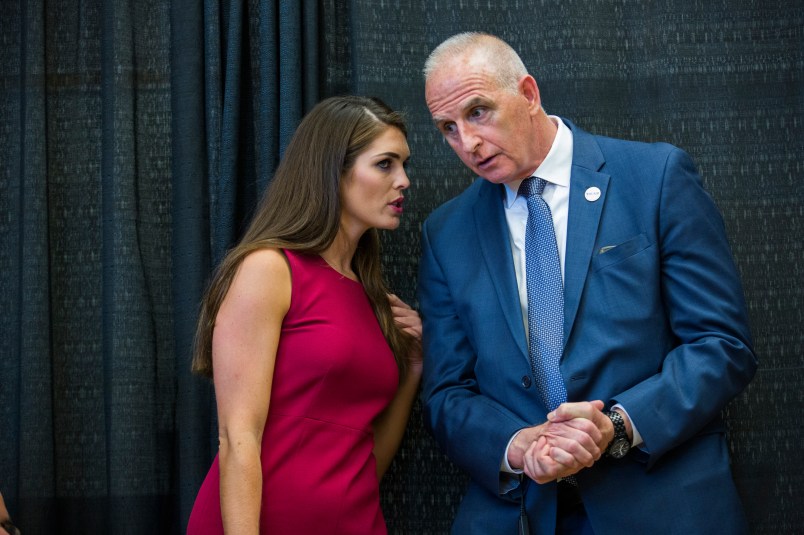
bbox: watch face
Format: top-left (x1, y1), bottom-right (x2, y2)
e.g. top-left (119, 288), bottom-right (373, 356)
top-left (609, 438), bottom-right (630, 459)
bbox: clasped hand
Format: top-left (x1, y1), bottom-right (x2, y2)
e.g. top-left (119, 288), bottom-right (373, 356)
top-left (509, 400), bottom-right (613, 484)
top-left (388, 294), bottom-right (423, 371)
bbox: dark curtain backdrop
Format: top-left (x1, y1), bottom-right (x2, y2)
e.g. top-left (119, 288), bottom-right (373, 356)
top-left (1, 0), bottom-right (801, 534)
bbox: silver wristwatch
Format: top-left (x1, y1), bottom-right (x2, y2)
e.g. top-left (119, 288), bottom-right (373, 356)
top-left (604, 410), bottom-right (631, 459)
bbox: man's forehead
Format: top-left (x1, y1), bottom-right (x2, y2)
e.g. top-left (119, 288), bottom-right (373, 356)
top-left (426, 74), bottom-right (498, 119)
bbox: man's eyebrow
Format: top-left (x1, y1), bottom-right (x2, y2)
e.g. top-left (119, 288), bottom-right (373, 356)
top-left (431, 116), bottom-right (448, 128)
top-left (463, 96), bottom-right (488, 110)
top-left (431, 97), bottom-right (490, 127)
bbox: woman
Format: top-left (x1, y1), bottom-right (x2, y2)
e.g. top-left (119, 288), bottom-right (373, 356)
top-left (187, 96), bottom-right (422, 534)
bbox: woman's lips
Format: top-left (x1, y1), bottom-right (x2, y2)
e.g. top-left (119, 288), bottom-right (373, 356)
top-left (389, 197), bottom-right (404, 214)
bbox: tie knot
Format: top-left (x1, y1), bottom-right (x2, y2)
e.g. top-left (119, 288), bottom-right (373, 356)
top-left (518, 176), bottom-right (547, 199)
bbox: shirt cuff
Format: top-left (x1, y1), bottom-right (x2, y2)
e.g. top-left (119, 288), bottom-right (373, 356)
top-left (499, 430), bottom-right (525, 495)
top-left (500, 429), bottom-right (525, 474)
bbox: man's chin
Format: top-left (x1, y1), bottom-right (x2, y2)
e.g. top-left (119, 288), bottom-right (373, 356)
top-left (471, 164), bottom-right (515, 184)
top-left (479, 172), bottom-right (513, 184)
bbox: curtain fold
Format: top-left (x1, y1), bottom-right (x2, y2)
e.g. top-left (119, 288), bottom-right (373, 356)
top-left (171, 0), bottom-right (214, 531)
top-left (171, 0), bottom-right (322, 529)
top-left (1, 0), bottom-right (55, 532)
top-left (2, 0), bottom-right (174, 531)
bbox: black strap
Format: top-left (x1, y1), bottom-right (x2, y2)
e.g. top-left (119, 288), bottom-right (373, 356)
top-left (518, 475), bottom-right (530, 535)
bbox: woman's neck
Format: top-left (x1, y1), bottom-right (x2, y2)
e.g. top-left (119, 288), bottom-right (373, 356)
top-left (320, 231), bottom-right (359, 280)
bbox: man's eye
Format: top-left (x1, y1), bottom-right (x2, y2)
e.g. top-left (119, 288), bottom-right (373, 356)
top-left (470, 107), bottom-right (485, 118)
top-left (442, 123), bottom-right (456, 134)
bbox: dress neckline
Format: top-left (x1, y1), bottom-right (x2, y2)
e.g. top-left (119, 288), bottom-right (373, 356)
top-left (318, 255), bottom-right (361, 284)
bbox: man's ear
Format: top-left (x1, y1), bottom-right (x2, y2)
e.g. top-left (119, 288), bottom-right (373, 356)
top-left (519, 74), bottom-right (542, 114)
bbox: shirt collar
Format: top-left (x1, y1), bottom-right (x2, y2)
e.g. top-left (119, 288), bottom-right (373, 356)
top-left (504, 116), bottom-right (573, 208)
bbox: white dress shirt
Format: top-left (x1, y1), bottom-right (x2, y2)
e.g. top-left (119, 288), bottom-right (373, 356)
top-left (503, 116), bottom-right (572, 339)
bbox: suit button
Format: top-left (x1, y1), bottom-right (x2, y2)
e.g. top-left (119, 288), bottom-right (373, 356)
top-left (521, 376), bottom-right (532, 389)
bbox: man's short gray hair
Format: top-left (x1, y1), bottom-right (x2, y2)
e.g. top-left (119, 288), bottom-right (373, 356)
top-left (423, 32), bottom-right (528, 93)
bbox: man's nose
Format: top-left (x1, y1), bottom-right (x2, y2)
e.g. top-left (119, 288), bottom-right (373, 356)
top-left (459, 125), bottom-right (481, 153)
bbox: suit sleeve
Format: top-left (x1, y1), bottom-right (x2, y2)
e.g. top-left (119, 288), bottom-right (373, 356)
top-left (612, 147), bottom-right (757, 467)
top-left (418, 219), bottom-right (530, 496)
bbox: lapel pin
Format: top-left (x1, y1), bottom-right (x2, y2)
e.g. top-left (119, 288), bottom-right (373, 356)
top-left (585, 186), bottom-right (601, 202)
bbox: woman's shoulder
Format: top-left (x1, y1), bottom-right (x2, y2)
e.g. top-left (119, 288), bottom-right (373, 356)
top-left (231, 247), bottom-right (293, 300)
top-left (239, 247), bottom-right (290, 276)
top-left (216, 247), bottom-right (292, 331)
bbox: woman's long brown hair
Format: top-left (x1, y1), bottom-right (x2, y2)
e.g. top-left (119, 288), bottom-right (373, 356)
top-left (191, 96), bottom-right (415, 379)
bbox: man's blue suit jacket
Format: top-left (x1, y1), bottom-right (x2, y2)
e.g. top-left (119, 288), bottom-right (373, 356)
top-left (418, 120), bottom-right (757, 534)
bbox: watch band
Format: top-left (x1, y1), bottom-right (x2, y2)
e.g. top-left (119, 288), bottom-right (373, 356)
top-left (604, 410), bottom-right (631, 459)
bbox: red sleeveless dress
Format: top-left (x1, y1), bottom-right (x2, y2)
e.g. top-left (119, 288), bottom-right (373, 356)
top-left (187, 250), bottom-right (399, 534)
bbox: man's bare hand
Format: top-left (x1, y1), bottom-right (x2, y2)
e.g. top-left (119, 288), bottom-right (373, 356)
top-left (507, 400), bottom-right (613, 483)
top-left (548, 400), bottom-right (613, 451)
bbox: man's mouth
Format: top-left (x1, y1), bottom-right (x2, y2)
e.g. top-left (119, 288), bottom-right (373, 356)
top-left (476, 154), bottom-right (497, 168)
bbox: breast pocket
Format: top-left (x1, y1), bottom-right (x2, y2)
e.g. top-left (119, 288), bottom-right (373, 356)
top-left (592, 233), bottom-right (653, 272)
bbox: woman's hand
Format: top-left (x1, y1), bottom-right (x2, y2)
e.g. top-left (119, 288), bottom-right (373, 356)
top-left (388, 294), bottom-right (423, 371)
top-left (388, 293), bottom-right (421, 340)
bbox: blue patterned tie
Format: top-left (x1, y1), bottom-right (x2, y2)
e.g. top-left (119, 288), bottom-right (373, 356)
top-left (519, 177), bottom-right (566, 412)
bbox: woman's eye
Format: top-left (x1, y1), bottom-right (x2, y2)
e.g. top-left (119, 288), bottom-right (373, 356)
top-left (377, 159), bottom-right (391, 169)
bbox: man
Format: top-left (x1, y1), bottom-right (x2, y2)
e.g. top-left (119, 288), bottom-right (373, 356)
top-left (417, 32), bottom-right (757, 534)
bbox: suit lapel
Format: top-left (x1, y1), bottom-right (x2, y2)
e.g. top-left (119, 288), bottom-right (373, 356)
top-left (473, 181), bottom-right (529, 361)
top-left (563, 122), bottom-right (610, 346)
